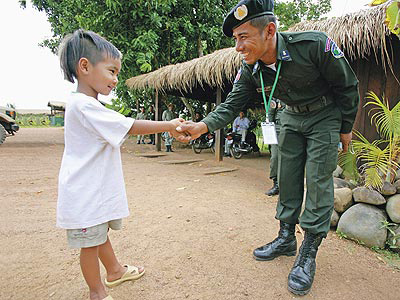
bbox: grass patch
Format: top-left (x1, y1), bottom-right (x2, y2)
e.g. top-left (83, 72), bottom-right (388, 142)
top-left (373, 248), bottom-right (400, 271)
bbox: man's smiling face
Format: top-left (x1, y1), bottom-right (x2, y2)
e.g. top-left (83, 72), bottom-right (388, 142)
top-left (233, 21), bottom-right (269, 65)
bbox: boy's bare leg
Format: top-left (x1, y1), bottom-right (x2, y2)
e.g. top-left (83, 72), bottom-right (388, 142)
top-left (80, 246), bottom-right (108, 300)
top-left (98, 237), bottom-right (126, 282)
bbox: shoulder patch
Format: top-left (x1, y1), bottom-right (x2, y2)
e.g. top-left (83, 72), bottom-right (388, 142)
top-left (234, 68), bottom-right (242, 84)
top-left (329, 39), bottom-right (344, 59)
top-left (325, 38), bottom-right (332, 52)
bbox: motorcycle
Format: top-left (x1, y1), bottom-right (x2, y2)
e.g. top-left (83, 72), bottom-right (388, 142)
top-left (226, 119), bottom-right (260, 159)
top-left (192, 132), bottom-right (215, 154)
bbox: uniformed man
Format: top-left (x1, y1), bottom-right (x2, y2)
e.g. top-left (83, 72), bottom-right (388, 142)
top-left (265, 98), bottom-right (284, 196)
top-left (176, 0), bottom-right (359, 295)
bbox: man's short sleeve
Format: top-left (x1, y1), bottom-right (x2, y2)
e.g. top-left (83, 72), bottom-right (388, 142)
top-left (80, 101), bottom-right (134, 148)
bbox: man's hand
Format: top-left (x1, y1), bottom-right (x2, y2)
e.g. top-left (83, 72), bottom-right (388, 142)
top-left (175, 121), bottom-right (209, 143)
top-left (168, 118), bottom-right (186, 139)
top-left (340, 132), bottom-right (352, 153)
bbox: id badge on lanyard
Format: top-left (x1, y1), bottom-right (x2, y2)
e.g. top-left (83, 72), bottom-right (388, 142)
top-left (260, 61), bottom-right (281, 145)
top-left (261, 122), bottom-right (278, 144)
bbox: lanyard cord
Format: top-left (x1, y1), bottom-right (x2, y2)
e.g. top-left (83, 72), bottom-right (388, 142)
top-left (260, 60), bottom-right (282, 120)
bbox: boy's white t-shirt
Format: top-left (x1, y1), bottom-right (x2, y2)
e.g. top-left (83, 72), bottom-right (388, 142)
top-left (57, 92), bottom-right (135, 229)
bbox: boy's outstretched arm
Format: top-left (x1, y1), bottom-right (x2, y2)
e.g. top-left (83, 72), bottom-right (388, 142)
top-left (128, 118), bottom-right (185, 138)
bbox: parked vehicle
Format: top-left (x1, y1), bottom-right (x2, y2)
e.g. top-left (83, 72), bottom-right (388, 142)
top-left (0, 106), bottom-right (19, 145)
top-left (192, 132), bottom-right (215, 154)
top-left (226, 119), bottom-right (260, 159)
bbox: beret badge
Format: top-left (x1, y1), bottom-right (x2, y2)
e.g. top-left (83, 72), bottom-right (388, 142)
top-left (234, 4), bottom-right (248, 20)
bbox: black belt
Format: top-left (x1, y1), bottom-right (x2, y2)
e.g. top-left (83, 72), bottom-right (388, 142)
top-left (286, 96), bottom-right (333, 113)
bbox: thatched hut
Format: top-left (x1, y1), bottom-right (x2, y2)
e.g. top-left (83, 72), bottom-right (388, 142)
top-left (290, 1), bottom-right (400, 142)
top-left (126, 47), bottom-right (241, 103)
top-left (126, 2), bottom-right (400, 144)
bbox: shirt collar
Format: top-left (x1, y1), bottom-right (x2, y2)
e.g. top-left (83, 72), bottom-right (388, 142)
top-left (251, 32), bottom-right (291, 75)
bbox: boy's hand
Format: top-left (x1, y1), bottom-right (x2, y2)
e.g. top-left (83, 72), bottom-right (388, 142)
top-left (175, 121), bottom-right (208, 143)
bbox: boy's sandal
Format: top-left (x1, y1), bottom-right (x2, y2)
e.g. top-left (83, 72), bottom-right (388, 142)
top-left (103, 296), bottom-right (113, 300)
top-left (105, 265), bottom-right (145, 288)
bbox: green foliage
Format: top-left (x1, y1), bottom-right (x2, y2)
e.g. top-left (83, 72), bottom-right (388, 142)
top-left (336, 230), bottom-right (348, 239)
top-left (341, 91), bottom-right (400, 191)
top-left (338, 150), bottom-right (361, 184)
top-left (373, 248), bottom-right (400, 270)
top-left (24, 0), bottom-right (238, 110)
top-left (381, 220), bottom-right (400, 251)
top-left (23, 0), bottom-right (332, 111)
top-left (275, 0), bottom-right (332, 31)
top-left (369, 0), bottom-right (400, 37)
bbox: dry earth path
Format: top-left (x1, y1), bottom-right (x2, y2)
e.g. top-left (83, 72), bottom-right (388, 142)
top-left (1, 128), bottom-right (399, 300)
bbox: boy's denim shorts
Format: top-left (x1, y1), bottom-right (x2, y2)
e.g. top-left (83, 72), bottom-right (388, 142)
top-left (66, 219), bottom-right (122, 249)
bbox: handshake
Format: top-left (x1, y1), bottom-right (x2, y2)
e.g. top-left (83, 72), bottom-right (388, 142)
top-left (167, 118), bottom-right (208, 143)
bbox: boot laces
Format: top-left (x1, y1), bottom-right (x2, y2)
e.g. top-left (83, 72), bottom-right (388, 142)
top-left (298, 234), bottom-right (317, 267)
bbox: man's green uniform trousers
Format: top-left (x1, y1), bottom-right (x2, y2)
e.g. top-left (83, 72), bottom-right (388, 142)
top-left (277, 103), bottom-right (341, 234)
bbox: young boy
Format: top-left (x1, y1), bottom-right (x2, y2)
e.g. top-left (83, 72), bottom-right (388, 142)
top-left (57, 29), bottom-right (183, 300)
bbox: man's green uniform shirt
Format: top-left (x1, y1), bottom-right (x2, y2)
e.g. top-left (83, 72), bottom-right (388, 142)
top-left (203, 31), bottom-right (359, 134)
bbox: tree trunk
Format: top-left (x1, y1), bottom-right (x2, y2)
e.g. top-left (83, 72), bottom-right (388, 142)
top-left (197, 35), bottom-right (203, 58)
top-left (180, 97), bottom-right (195, 120)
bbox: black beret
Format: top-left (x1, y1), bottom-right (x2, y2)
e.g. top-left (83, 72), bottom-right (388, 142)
top-left (222, 0), bottom-right (274, 37)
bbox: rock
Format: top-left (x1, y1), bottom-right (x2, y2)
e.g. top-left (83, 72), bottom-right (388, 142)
top-left (337, 203), bottom-right (387, 248)
top-left (386, 194), bottom-right (400, 223)
top-left (334, 188), bottom-right (353, 213)
top-left (333, 165), bottom-right (343, 178)
top-left (396, 169), bottom-right (400, 181)
top-left (353, 187), bottom-right (386, 205)
top-left (394, 180), bottom-right (400, 194)
top-left (334, 177), bottom-right (351, 189)
top-left (381, 181), bottom-right (397, 196)
top-left (331, 210), bottom-right (340, 227)
top-left (387, 225), bottom-right (400, 253)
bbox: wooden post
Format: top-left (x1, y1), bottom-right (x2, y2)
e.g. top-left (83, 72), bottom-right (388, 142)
top-left (155, 89), bottom-right (161, 152)
top-left (215, 87), bottom-right (223, 162)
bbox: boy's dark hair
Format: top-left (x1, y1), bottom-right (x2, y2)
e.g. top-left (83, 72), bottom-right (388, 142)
top-left (58, 29), bottom-right (121, 83)
top-left (249, 15), bottom-right (277, 33)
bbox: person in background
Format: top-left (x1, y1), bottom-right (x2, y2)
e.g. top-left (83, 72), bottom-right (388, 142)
top-left (265, 98), bottom-right (285, 196)
top-left (233, 111), bottom-right (250, 147)
top-left (194, 112), bottom-right (203, 123)
top-left (136, 107), bottom-right (147, 144)
top-left (162, 103), bottom-right (176, 152)
top-left (57, 29), bottom-right (184, 300)
top-left (147, 105), bottom-right (156, 145)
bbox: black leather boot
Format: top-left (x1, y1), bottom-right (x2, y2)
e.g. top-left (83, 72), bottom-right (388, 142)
top-left (253, 221), bottom-right (297, 261)
top-left (265, 179), bottom-right (279, 196)
top-left (287, 231), bottom-right (324, 295)
top-left (166, 145), bottom-right (170, 152)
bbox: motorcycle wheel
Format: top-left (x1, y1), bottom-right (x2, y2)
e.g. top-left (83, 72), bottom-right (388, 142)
top-left (192, 139), bottom-right (202, 154)
top-left (230, 144), bottom-right (243, 159)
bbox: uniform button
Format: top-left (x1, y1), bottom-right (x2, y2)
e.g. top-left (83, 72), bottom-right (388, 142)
top-left (288, 36), bottom-right (293, 41)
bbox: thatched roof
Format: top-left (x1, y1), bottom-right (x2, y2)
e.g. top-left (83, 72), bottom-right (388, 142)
top-left (290, 2), bottom-right (393, 61)
top-left (126, 1), bottom-right (396, 99)
top-left (126, 47), bottom-right (241, 98)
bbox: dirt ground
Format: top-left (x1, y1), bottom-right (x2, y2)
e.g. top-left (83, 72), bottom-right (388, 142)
top-left (1, 128), bottom-right (400, 300)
